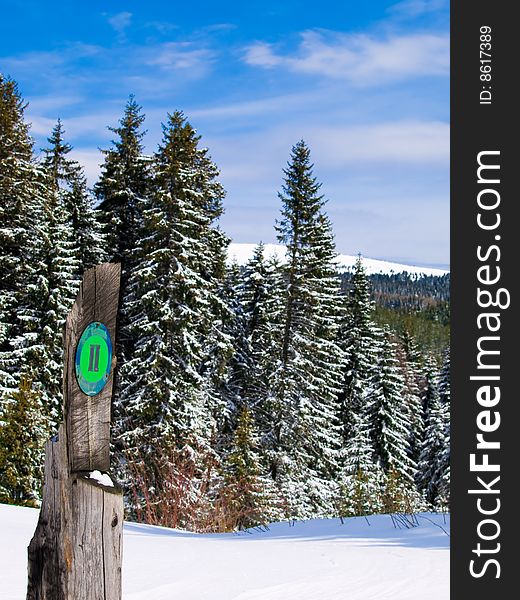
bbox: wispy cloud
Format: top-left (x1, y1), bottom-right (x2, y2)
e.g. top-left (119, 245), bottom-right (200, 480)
top-left (189, 90), bottom-right (321, 121)
top-left (389, 0), bottom-right (448, 18)
top-left (146, 42), bottom-right (215, 73)
top-left (107, 11), bottom-right (132, 41)
top-left (244, 30), bottom-right (449, 85)
top-left (1, 44), bottom-right (100, 77)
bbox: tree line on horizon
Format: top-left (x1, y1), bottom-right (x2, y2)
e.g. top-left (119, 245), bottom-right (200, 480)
top-left (0, 75), bottom-right (450, 531)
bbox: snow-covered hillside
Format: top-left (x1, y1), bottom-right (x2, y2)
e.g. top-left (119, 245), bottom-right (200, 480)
top-left (2, 503), bottom-right (449, 600)
top-left (228, 243), bottom-right (449, 276)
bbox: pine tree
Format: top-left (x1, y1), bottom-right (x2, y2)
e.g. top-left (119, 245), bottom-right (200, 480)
top-left (95, 96), bottom-right (150, 269)
top-left (231, 245), bottom-right (284, 416)
top-left (43, 119), bottom-right (104, 275)
top-left (0, 377), bottom-right (46, 507)
top-left (0, 76), bottom-right (45, 404)
top-left (220, 246), bottom-right (286, 490)
top-left (364, 329), bottom-right (416, 482)
top-left (221, 406), bottom-right (279, 529)
top-left (217, 260), bottom-right (248, 436)
top-left (438, 346), bottom-right (450, 407)
top-left (337, 410), bottom-right (384, 517)
top-left (337, 256), bottom-right (379, 444)
top-left (420, 355), bottom-right (441, 420)
top-left (397, 332), bottom-right (424, 467)
top-left (437, 346), bottom-right (451, 508)
top-left (269, 140), bottom-right (344, 518)
top-left (117, 111), bottom-right (230, 469)
top-left (9, 123), bottom-right (85, 426)
top-left (417, 391), bottom-right (448, 506)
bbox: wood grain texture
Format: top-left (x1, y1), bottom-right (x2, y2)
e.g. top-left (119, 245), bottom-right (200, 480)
top-left (26, 425), bottom-right (124, 599)
top-left (65, 263), bottom-right (121, 472)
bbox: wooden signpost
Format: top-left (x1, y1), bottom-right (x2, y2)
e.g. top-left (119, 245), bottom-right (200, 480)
top-left (26, 263), bottom-right (123, 600)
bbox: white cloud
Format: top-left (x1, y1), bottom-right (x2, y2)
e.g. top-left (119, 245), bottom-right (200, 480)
top-left (210, 120), bottom-right (448, 188)
top-left (243, 30), bottom-right (449, 85)
top-left (243, 42), bottom-right (282, 68)
top-left (146, 42), bottom-right (215, 74)
top-left (188, 90), bottom-right (321, 120)
top-left (108, 12), bottom-right (132, 35)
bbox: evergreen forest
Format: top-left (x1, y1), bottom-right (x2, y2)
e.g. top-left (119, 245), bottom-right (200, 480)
top-left (0, 76), bottom-right (450, 531)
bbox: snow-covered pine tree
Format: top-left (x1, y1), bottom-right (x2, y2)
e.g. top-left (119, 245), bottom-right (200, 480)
top-left (220, 406), bottom-right (280, 530)
top-left (435, 346), bottom-right (450, 507)
top-left (15, 132), bottom-right (80, 426)
top-left (364, 328), bottom-right (416, 483)
top-left (337, 410), bottom-right (384, 517)
top-left (216, 260), bottom-right (248, 436)
top-left (396, 332), bottom-right (424, 468)
top-left (420, 354), bottom-right (441, 420)
top-left (0, 76), bottom-right (45, 406)
top-left (218, 245), bottom-right (286, 519)
top-left (96, 98), bottom-right (151, 454)
top-left (250, 253), bottom-right (285, 417)
top-left (229, 245), bottom-right (284, 420)
top-left (95, 96), bottom-right (150, 269)
top-left (416, 391), bottom-right (448, 506)
top-left (337, 256), bottom-right (379, 444)
top-left (0, 377), bottom-right (46, 507)
top-left (43, 120), bottom-right (104, 275)
top-left (438, 346), bottom-right (450, 407)
top-left (270, 140), bottom-right (344, 519)
top-left (116, 112), bottom-right (230, 501)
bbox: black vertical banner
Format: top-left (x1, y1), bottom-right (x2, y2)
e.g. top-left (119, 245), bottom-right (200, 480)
top-left (452, 1), bottom-right (516, 597)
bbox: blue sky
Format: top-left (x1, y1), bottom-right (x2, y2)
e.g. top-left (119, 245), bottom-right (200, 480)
top-left (1, 0), bottom-right (449, 267)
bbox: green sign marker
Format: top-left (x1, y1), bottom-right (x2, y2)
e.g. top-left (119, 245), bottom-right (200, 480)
top-left (75, 322), bottom-right (113, 396)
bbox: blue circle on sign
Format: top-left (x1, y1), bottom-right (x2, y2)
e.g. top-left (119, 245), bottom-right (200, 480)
top-left (75, 322), bottom-right (113, 396)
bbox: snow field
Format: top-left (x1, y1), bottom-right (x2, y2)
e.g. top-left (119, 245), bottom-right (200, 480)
top-left (1, 503), bottom-right (449, 600)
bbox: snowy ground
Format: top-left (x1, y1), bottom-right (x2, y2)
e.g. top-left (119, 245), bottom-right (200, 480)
top-left (227, 243), bottom-right (449, 277)
top-left (1, 503), bottom-right (449, 599)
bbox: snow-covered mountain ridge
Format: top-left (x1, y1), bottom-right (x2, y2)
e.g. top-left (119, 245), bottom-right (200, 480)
top-left (228, 243), bottom-right (449, 277)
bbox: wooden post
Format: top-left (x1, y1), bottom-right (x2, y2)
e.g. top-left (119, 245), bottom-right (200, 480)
top-left (27, 263), bottom-right (123, 600)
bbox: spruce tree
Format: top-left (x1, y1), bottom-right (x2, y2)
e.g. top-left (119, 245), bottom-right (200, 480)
top-left (417, 391), bottom-right (449, 506)
top-left (16, 175), bottom-right (79, 425)
top-left (43, 120), bottom-right (104, 275)
top-left (0, 377), bottom-right (46, 507)
top-left (421, 355), bottom-right (441, 420)
top-left (95, 96), bottom-right (149, 269)
top-left (438, 346), bottom-right (450, 407)
top-left (337, 256), bottom-right (379, 444)
top-left (431, 346), bottom-right (450, 507)
top-left (270, 140), bottom-right (344, 518)
top-left (221, 246), bottom-right (286, 487)
top-left (232, 245), bottom-right (284, 416)
top-left (117, 111), bottom-right (230, 474)
top-left (337, 410), bottom-right (384, 517)
top-left (217, 260), bottom-right (248, 436)
top-left (96, 97), bottom-right (151, 445)
top-left (397, 332), bottom-right (424, 467)
top-left (221, 406), bottom-right (279, 529)
top-left (364, 329), bottom-right (416, 482)
top-left (0, 76), bottom-right (45, 404)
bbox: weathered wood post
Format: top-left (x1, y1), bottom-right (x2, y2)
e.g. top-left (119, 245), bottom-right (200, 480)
top-left (27, 263), bottom-right (123, 600)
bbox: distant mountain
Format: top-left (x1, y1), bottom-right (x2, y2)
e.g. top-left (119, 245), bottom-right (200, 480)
top-left (227, 243), bottom-right (449, 277)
